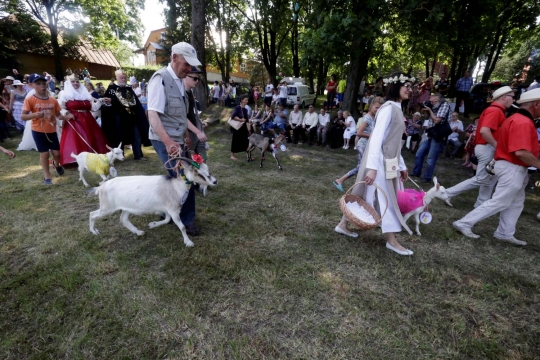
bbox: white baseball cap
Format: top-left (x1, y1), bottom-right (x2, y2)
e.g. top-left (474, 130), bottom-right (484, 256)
top-left (171, 42), bottom-right (201, 66)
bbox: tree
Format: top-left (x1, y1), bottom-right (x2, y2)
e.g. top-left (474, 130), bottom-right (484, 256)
top-left (17, 0), bottom-right (143, 78)
top-left (234, 0), bottom-right (293, 86)
top-left (191, 0), bottom-right (208, 110)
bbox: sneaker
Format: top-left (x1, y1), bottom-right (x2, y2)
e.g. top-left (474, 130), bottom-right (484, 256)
top-left (52, 160), bottom-right (64, 176)
top-left (43, 178), bottom-right (53, 185)
top-left (493, 235), bottom-right (527, 246)
top-left (452, 221), bottom-right (480, 239)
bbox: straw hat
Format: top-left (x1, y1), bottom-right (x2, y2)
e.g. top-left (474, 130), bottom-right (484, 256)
top-left (13, 80), bottom-right (23, 86)
top-left (516, 88), bottom-right (540, 104)
top-left (492, 86), bottom-right (514, 100)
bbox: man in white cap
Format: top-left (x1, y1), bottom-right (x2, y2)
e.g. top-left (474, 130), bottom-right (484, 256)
top-left (453, 88), bottom-right (540, 245)
top-left (445, 86), bottom-right (515, 207)
top-left (146, 42), bottom-right (202, 236)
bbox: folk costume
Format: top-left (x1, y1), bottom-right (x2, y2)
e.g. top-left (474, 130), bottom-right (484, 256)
top-left (101, 69), bottom-right (150, 159)
top-left (57, 77), bottom-right (108, 165)
top-left (348, 101), bottom-right (413, 235)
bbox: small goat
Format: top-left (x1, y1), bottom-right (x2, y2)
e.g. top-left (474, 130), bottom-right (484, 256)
top-left (71, 143), bottom-right (125, 187)
top-left (246, 134), bottom-right (286, 170)
top-left (87, 158), bottom-right (217, 247)
top-left (401, 176), bottom-right (450, 236)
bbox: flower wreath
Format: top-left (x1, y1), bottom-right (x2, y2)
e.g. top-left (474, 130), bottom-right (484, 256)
top-left (382, 74), bottom-right (416, 85)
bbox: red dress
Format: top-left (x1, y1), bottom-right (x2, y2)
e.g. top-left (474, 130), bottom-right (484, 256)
top-left (60, 100), bottom-right (109, 165)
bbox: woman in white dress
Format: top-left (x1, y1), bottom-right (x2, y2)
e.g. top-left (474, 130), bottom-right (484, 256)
top-left (342, 110), bottom-right (356, 149)
top-left (334, 75), bottom-right (416, 256)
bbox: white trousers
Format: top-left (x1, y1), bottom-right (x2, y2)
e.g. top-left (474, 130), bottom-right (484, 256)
top-left (446, 144), bottom-right (496, 207)
top-left (455, 160), bottom-right (528, 238)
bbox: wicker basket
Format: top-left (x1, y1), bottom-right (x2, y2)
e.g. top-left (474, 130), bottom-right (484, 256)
top-left (339, 181), bottom-right (388, 230)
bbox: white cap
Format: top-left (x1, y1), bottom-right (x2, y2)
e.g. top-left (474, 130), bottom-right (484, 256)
top-left (492, 86), bottom-right (514, 100)
top-left (171, 42), bottom-right (201, 66)
top-left (517, 88), bottom-right (540, 104)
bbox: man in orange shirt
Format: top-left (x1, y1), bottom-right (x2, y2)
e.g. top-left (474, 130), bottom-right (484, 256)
top-left (446, 86), bottom-right (515, 207)
top-left (453, 88), bottom-right (540, 245)
top-left (21, 74), bottom-right (71, 185)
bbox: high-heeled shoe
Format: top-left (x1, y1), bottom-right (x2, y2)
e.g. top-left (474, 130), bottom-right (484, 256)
top-left (386, 242), bottom-right (413, 255)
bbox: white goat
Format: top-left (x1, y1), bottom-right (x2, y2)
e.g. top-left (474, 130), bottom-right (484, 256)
top-left (87, 158), bottom-right (217, 247)
top-left (71, 143), bottom-right (125, 187)
top-left (402, 176), bottom-right (450, 236)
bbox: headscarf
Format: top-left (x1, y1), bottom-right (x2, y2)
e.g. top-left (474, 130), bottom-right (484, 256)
top-left (61, 78), bottom-right (93, 101)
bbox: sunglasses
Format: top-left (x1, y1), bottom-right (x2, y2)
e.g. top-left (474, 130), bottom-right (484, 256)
top-left (187, 75), bottom-right (200, 82)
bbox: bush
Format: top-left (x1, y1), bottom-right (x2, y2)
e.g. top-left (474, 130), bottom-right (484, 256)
top-left (121, 65), bottom-right (162, 82)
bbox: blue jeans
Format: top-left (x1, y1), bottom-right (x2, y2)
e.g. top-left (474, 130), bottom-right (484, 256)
top-left (151, 139), bottom-right (196, 226)
top-left (413, 138), bottom-right (442, 181)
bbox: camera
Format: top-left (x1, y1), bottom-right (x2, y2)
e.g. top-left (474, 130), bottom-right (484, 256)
top-left (422, 100), bottom-right (432, 109)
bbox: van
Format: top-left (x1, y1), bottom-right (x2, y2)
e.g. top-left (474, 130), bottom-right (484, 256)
top-left (286, 84), bottom-right (316, 108)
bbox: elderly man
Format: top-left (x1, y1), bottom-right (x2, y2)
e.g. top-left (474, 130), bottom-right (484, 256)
top-left (12, 69), bottom-right (23, 82)
top-left (453, 88), bottom-right (540, 245)
top-left (101, 69), bottom-right (150, 160)
top-left (412, 93), bottom-right (451, 182)
top-left (288, 104), bottom-right (303, 144)
top-left (147, 42), bottom-right (202, 236)
top-left (302, 105), bottom-right (319, 145)
top-left (317, 108), bottom-right (330, 146)
top-left (446, 86), bottom-right (515, 207)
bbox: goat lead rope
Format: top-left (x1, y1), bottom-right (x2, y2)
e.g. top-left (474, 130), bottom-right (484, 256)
top-left (407, 177), bottom-right (430, 213)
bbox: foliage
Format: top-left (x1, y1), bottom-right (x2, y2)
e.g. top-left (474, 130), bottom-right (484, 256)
top-left (109, 41), bottom-right (137, 67)
top-left (121, 65), bottom-right (162, 81)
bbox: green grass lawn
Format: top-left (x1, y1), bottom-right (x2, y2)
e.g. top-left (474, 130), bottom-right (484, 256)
top-left (1, 118), bottom-right (540, 359)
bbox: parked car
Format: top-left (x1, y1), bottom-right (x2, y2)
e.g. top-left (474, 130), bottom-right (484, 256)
top-left (286, 84), bottom-right (316, 108)
top-left (469, 82), bottom-right (510, 113)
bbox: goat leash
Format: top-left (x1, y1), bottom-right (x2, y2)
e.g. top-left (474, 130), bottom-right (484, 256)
top-left (407, 177), bottom-right (430, 213)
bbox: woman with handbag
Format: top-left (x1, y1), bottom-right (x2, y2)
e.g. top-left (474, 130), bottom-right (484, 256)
top-left (230, 94), bottom-right (250, 160)
top-left (334, 75), bottom-right (415, 256)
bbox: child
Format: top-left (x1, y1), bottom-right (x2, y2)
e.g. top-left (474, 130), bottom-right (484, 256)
top-left (140, 89), bottom-right (148, 118)
top-left (253, 86), bottom-right (259, 105)
top-left (20, 74), bottom-right (70, 185)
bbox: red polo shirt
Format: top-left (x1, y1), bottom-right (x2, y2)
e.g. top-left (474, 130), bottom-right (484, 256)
top-left (494, 110), bottom-right (540, 167)
top-left (475, 102), bottom-right (506, 145)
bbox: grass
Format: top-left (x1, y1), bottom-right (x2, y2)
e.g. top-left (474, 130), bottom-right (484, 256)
top-left (1, 111), bottom-right (540, 359)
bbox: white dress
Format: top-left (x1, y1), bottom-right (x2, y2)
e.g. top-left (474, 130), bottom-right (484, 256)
top-left (343, 116), bottom-right (356, 139)
top-left (364, 101), bottom-right (407, 233)
top-left (16, 89), bottom-right (62, 151)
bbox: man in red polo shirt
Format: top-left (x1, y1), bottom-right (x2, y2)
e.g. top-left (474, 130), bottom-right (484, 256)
top-left (446, 86), bottom-right (515, 207)
top-left (453, 88), bottom-right (540, 245)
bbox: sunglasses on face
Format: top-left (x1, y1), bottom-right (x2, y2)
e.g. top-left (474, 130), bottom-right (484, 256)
top-left (187, 75), bottom-right (200, 82)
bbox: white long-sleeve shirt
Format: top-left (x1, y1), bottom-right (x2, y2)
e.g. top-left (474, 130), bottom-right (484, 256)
top-left (366, 101), bottom-right (406, 171)
top-left (318, 113), bottom-right (330, 127)
top-left (289, 110), bottom-right (303, 125)
top-left (303, 111), bottom-right (318, 129)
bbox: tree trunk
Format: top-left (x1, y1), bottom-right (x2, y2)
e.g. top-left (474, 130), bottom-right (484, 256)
top-left (166, 0), bottom-right (177, 30)
top-left (343, 38), bottom-right (373, 118)
top-left (316, 57), bottom-right (325, 96)
top-left (44, 5), bottom-right (62, 78)
top-left (425, 57), bottom-right (430, 77)
top-left (291, 18), bottom-right (300, 77)
top-left (191, 0), bottom-right (207, 110)
top-left (430, 57), bottom-right (437, 77)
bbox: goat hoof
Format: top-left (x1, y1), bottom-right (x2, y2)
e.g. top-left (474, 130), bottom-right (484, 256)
top-left (279, 167), bottom-right (283, 170)
top-left (148, 221), bottom-right (159, 229)
top-left (416, 232), bottom-right (422, 236)
top-left (91, 228), bottom-right (100, 235)
top-left (136, 230), bottom-right (145, 236)
top-left (184, 240), bottom-right (195, 247)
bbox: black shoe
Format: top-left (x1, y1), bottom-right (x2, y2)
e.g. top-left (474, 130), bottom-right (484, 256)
top-left (410, 173), bottom-right (421, 178)
top-left (186, 224), bottom-right (200, 236)
top-left (421, 178), bottom-right (432, 183)
top-left (52, 160), bottom-right (65, 176)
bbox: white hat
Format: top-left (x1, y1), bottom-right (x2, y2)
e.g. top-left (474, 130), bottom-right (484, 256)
top-left (517, 88), bottom-right (540, 104)
top-left (12, 80), bottom-right (23, 86)
top-left (171, 42), bottom-right (201, 66)
top-left (492, 86), bottom-right (514, 100)
top-left (4, 76), bottom-right (14, 81)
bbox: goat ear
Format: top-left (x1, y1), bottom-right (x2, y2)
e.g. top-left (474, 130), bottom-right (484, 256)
top-left (436, 183), bottom-right (440, 190)
top-left (433, 176), bottom-right (437, 187)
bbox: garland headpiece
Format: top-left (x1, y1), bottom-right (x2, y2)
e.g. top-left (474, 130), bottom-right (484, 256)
top-left (383, 74), bottom-right (416, 85)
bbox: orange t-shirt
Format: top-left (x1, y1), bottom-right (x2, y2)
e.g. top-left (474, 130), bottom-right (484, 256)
top-left (22, 95), bottom-right (61, 133)
top-left (474, 102), bottom-right (506, 145)
top-left (494, 110), bottom-right (540, 167)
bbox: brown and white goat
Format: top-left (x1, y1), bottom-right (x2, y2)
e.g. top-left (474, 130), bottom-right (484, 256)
top-left (87, 158), bottom-right (217, 247)
top-left (402, 176), bottom-right (450, 236)
top-left (246, 134), bottom-right (286, 170)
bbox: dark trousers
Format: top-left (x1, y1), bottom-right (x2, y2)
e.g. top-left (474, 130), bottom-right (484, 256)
top-left (292, 125), bottom-right (307, 144)
top-left (456, 91), bottom-right (470, 117)
top-left (151, 139), bottom-right (196, 226)
top-left (307, 126), bottom-right (317, 144)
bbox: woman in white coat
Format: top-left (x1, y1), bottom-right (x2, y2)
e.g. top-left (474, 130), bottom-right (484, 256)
top-left (335, 75), bottom-right (416, 256)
